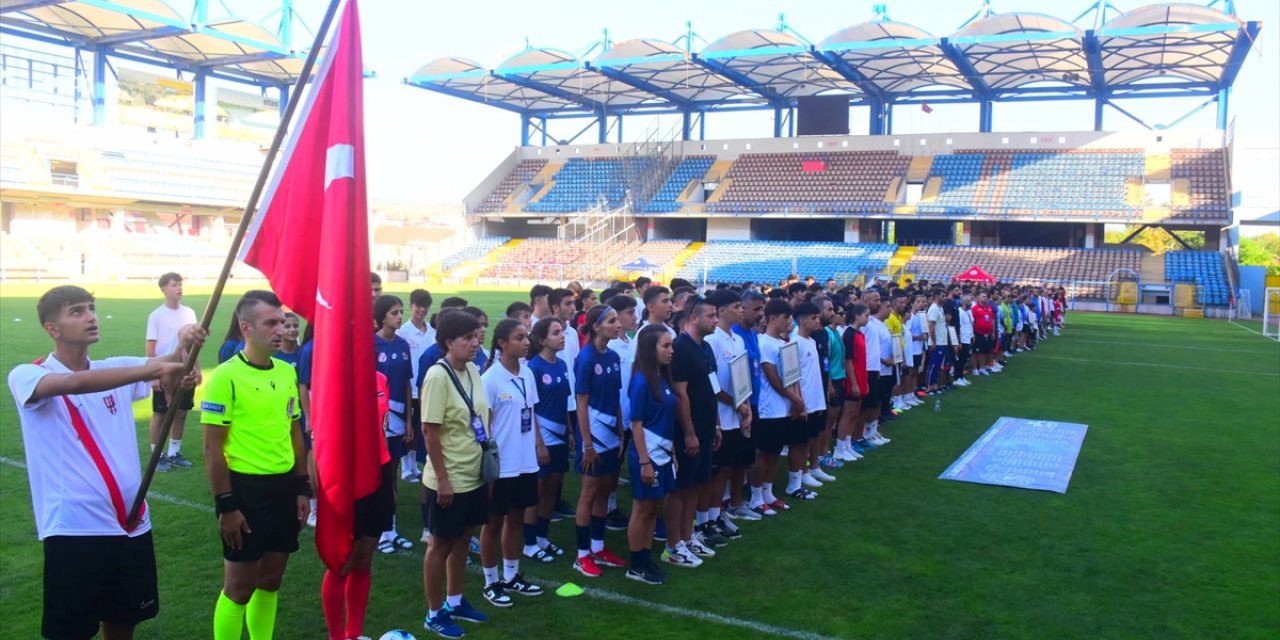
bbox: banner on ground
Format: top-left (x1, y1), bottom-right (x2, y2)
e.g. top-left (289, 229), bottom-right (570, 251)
top-left (939, 417), bottom-right (1088, 494)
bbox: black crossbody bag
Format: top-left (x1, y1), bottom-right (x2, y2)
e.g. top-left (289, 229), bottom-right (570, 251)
top-left (435, 362), bottom-right (500, 483)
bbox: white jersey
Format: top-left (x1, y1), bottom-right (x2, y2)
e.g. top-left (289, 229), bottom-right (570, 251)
top-left (561, 323), bottom-right (580, 390)
top-left (704, 326), bottom-right (746, 430)
top-left (8, 354), bottom-right (154, 539)
top-left (926, 303), bottom-right (948, 347)
top-left (607, 335), bottom-right (636, 422)
top-left (481, 362), bottom-right (541, 478)
top-left (788, 329), bottom-right (827, 414)
top-left (959, 307), bottom-right (974, 344)
top-left (757, 333), bottom-right (792, 420)
top-left (145, 304), bottom-right (197, 357)
top-left (397, 320), bottom-right (435, 399)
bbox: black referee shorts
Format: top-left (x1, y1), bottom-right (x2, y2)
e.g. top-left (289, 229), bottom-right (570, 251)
top-left (224, 472), bottom-right (301, 563)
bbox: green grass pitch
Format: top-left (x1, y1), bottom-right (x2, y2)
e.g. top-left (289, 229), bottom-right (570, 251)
top-left (0, 284), bottom-right (1277, 639)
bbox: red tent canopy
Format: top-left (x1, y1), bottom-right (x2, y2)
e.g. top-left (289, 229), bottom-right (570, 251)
top-left (953, 265), bottom-right (997, 284)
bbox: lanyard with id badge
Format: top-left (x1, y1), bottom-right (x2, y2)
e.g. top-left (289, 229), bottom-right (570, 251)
top-left (511, 376), bottom-right (533, 434)
top-left (435, 362), bottom-right (500, 482)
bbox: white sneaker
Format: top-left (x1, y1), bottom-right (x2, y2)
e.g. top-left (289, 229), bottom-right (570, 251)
top-left (909, 396), bottom-right (924, 406)
top-left (306, 510), bottom-right (317, 528)
top-left (686, 538), bottom-right (716, 559)
top-left (811, 467), bottom-right (836, 482)
top-left (779, 445), bottom-right (789, 456)
top-left (834, 445), bottom-right (856, 462)
top-left (871, 434), bottom-right (890, 446)
top-left (801, 473), bottom-right (824, 488)
top-left (728, 505), bottom-right (763, 521)
top-left (956, 378), bottom-right (971, 387)
top-left (421, 529), bottom-right (431, 544)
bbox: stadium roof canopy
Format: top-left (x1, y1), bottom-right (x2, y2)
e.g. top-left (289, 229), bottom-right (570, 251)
top-left (405, 2), bottom-right (1261, 142)
top-left (0, 0), bottom-right (313, 86)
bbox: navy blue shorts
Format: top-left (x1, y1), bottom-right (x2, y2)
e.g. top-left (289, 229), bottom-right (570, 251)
top-left (575, 447), bottom-right (620, 478)
top-left (628, 450), bottom-right (676, 501)
top-left (755, 417), bottom-right (791, 455)
top-left (539, 444), bottom-right (570, 477)
top-left (674, 434), bottom-right (713, 488)
top-left (804, 410), bottom-right (828, 440)
top-left (385, 434), bottom-right (406, 462)
top-left (713, 427), bottom-right (755, 470)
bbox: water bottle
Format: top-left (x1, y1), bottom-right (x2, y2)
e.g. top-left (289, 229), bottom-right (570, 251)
top-left (934, 397), bottom-right (942, 412)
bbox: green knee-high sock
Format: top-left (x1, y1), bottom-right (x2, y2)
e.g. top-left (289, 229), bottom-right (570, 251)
top-left (245, 589), bottom-right (279, 640)
top-left (214, 591), bottom-right (247, 640)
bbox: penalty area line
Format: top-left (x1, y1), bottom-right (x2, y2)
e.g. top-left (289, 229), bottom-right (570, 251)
top-left (0, 455), bottom-right (840, 640)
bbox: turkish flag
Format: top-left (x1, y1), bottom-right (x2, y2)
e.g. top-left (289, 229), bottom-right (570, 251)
top-left (239, 0), bottom-right (378, 572)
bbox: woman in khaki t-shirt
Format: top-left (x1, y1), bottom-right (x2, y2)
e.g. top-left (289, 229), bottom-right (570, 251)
top-left (420, 310), bottom-right (491, 633)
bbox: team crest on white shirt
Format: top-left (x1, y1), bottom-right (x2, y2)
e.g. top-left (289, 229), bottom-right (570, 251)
top-left (103, 396), bottom-right (117, 415)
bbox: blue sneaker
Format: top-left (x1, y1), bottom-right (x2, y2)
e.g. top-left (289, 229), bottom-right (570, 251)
top-left (425, 610), bottom-right (465, 639)
top-left (448, 597), bottom-right (488, 623)
top-left (468, 536), bottom-right (481, 555)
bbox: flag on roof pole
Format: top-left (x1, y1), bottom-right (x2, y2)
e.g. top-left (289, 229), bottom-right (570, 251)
top-left (239, 0), bottom-right (378, 572)
top-left (921, 102), bottom-right (933, 114)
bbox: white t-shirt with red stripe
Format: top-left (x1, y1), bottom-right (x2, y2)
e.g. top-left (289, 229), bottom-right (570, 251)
top-left (7, 354), bottom-right (153, 539)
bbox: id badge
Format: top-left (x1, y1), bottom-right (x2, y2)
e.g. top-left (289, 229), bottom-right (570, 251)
top-left (708, 372), bottom-right (721, 395)
top-left (471, 414), bottom-right (487, 443)
top-left (520, 407), bottom-right (533, 433)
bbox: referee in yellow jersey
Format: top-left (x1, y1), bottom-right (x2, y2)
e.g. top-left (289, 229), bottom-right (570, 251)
top-left (202, 291), bottom-right (309, 640)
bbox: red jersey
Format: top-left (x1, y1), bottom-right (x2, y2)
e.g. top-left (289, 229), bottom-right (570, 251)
top-left (972, 303), bottom-right (995, 335)
top-left (843, 327), bottom-right (869, 396)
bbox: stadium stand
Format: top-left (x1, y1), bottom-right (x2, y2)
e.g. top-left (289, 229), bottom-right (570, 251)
top-left (707, 151), bottom-right (909, 214)
top-left (675, 241), bottom-right (896, 284)
top-left (1164, 250), bottom-right (1231, 305)
top-left (904, 245), bottom-right (1144, 298)
top-left (1170, 148), bottom-right (1230, 221)
top-left (440, 236), bottom-right (511, 271)
top-left (474, 159), bottom-right (547, 213)
top-left (480, 238), bottom-right (689, 282)
top-left (919, 149), bottom-right (1144, 218)
top-left (643, 156), bottom-right (716, 213)
top-left (526, 157), bottom-right (643, 213)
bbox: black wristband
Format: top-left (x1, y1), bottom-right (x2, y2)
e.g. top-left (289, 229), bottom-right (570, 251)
top-left (214, 492), bottom-right (239, 515)
top-left (640, 460), bottom-right (652, 467)
top-left (296, 475), bottom-right (314, 498)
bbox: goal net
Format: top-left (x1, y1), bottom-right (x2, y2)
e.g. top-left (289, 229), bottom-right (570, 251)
top-left (1265, 287), bottom-right (1280, 341)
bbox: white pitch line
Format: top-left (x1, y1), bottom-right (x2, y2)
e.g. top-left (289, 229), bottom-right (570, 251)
top-left (0, 455), bottom-right (839, 640)
top-left (1034, 355), bottom-right (1280, 377)
top-left (1067, 338), bottom-right (1273, 354)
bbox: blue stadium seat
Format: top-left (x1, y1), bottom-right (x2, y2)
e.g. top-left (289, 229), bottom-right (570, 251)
top-left (1165, 250), bottom-right (1231, 306)
top-left (674, 241), bottom-right (897, 284)
top-left (440, 236), bottom-right (510, 271)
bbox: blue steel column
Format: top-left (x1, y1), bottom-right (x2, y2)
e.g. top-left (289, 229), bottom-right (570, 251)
top-left (598, 115), bottom-right (607, 143)
top-left (92, 48), bottom-right (106, 127)
top-left (521, 114), bottom-right (531, 146)
top-left (193, 71), bottom-right (207, 139)
top-left (682, 111), bottom-right (692, 141)
top-left (278, 84), bottom-right (289, 118)
top-left (699, 113), bottom-right (705, 140)
top-left (787, 107), bottom-right (795, 137)
top-left (979, 99), bottom-right (993, 133)
top-left (773, 107), bottom-right (783, 137)
top-left (616, 116), bottom-right (622, 143)
top-left (885, 103), bottom-right (894, 135)
top-left (541, 117), bottom-right (548, 145)
top-left (868, 99), bottom-right (884, 135)
top-left (1094, 98), bottom-right (1105, 131)
top-left (1216, 88), bottom-right (1229, 130)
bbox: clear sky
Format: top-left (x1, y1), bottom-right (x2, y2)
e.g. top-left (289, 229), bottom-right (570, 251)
top-left (220, 0), bottom-right (1279, 204)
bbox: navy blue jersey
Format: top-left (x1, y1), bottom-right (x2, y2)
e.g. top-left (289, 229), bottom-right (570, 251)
top-left (218, 339), bottom-right (243, 364)
top-left (629, 371), bottom-right (677, 466)
top-left (274, 347), bottom-right (301, 369)
top-left (415, 343), bottom-right (487, 392)
top-left (574, 342), bottom-right (622, 418)
top-left (375, 334), bottom-right (413, 412)
top-left (529, 354), bottom-right (571, 425)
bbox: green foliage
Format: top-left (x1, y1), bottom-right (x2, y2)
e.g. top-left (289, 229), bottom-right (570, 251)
top-left (1, 294), bottom-right (1277, 639)
top-left (1238, 233), bottom-right (1280, 275)
top-left (1103, 225), bottom-right (1205, 254)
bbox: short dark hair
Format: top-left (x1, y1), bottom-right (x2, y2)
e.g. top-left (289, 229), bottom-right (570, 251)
top-left (598, 288), bottom-right (621, 305)
top-left (374, 294), bottom-right (403, 328)
top-left (235, 290), bottom-right (282, 325)
top-left (158, 272), bottom-right (182, 288)
top-left (506, 301), bottom-right (532, 318)
top-left (634, 276), bottom-right (652, 289)
top-left (548, 288), bottom-right (574, 309)
top-left (370, 272), bottom-right (382, 285)
top-left (705, 289), bottom-right (740, 310)
top-left (606, 294), bottom-right (637, 313)
top-left (763, 299), bottom-right (792, 320)
top-left (642, 285), bottom-right (670, 306)
top-left (440, 296), bottom-right (468, 309)
top-left (792, 301), bottom-right (820, 318)
top-left (686, 295), bottom-right (713, 320)
top-left (740, 290), bottom-right (766, 305)
top-left (787, 282), bottom-right (808, 296)
top-left (669, 278), bottom-right (693, 290)
top-left (462, 306), bottom-right (488, 323)
top-left (529, 284), bottom-right (552, 305)
top-left (435, 308), bottom-right (481, 349)
top-left (410, 289), bottom-right (433, 309)
top-left (37, 285), bottom-right (94, 324)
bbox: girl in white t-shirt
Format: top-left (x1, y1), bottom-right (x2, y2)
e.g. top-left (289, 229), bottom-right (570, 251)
top-left (479, 319), bottom-right (549, 606)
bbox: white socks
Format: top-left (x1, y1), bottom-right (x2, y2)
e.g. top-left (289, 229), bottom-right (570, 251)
top-left (785, 471), bottom-right (802, 493)
top-left (762, 483), bottom-right (777, 504)
top-left (750, 486), bottom-right (765, 508)
top-left (503, 558), bottom-right (519, 582)
top-left (483, 565), bottom-right (500, 586)
top-left (590, 538), bottom-right (604, 554)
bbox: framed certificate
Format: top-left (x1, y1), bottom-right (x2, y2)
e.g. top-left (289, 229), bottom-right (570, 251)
top-left (779, 341), bottom-right (801, 387)
top-left (730, 353), bottom-right (752, 407)
top-left (892, 336), bottom-right (904, 364)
